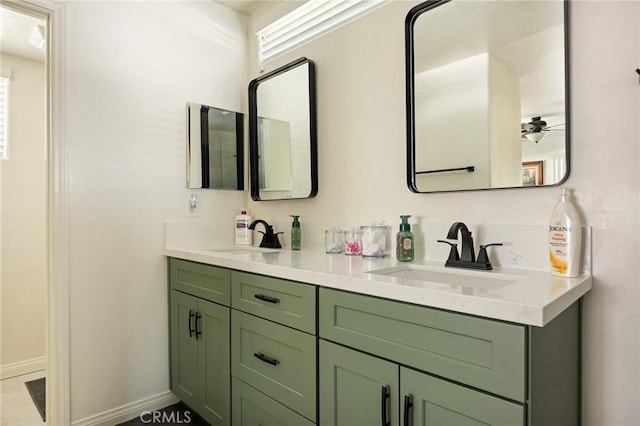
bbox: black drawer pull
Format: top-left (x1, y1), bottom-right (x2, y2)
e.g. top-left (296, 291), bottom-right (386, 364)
top-left (254, 294), bottom-right (280, 304)
top-left (188, 309), bottom-right (195, 338)
top-left (403, 394), bottom-right (413, 426)
top-left (195, 312), bottom-right (202, 340)
top-left (254, 352), bottom-right (280, 366)
top-left (381, 385), bottom-right (390, 426)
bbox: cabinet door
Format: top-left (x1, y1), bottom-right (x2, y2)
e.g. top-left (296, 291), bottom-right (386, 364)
top-left (231, 271), bottom-right (316, 333)
top-left (232, 377), bottom-right (315, 426)
top-left (320, 340), bottom-right (399, 426)
top-left (320, 288), bottom-right (525, 402)
top-left (169, 258), bottom-right (231, 305)
top-left (400, 367), bottom-right (524, 426)
top-left (232, 310), bottom-right (316, 420)
top-left (170, 291), bottom-right (200, 409)
top-left (198, 299), bottom-right (231, 426)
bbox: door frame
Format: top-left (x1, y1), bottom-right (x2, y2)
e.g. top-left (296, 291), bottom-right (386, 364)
top-left (7, 0), bottom-right (70, 424)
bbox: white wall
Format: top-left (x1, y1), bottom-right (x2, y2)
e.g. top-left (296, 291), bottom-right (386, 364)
top-left (247, 1), bottom-right (640, 425)
top-left (62, 1), bottom-right (247, 422)
top-left (0, 53), bottom-right (47, 378)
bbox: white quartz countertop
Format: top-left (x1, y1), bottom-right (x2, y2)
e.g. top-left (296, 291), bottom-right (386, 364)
top-left (164, 247), bottom-right (592, 327)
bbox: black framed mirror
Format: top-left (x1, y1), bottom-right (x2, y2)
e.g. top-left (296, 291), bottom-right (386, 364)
top-left (249, 57), bottom-right (318, 201)
top-left (187, 103), bottom-right (244, 190)
top-left (406, 0), bottom-right (570, 193)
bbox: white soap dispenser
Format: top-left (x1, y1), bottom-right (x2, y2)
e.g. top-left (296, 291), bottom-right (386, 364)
top-left (548, 188), bottom-right (582, 277)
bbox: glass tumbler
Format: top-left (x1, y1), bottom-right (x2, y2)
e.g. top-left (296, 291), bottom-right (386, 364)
top-left (360, 225), bottom-right (388, 257)
top-left (343, 230), bottom-right (363, 255)
top-left (325, 229), bottom-right (342, 253)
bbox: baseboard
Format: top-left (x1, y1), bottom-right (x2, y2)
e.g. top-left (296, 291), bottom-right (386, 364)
top-left (0, 356), bottom-right (46, 380)
top-left (70, 390), bottom-right (180, 426)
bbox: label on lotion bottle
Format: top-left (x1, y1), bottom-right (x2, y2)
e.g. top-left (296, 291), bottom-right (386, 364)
top-left (548, 188), bottom-right (582, 277)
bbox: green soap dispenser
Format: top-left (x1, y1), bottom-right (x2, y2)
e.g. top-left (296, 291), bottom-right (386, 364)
top-left (290, 215), bottom-right (301, 250)
top-left (396, 215), bottom-right (414, 262)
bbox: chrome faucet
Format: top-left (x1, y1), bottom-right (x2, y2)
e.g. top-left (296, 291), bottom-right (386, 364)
top-left (248, 219), bottom-right (282, 249)
top-left (437, 222), bottom-right (502, 270)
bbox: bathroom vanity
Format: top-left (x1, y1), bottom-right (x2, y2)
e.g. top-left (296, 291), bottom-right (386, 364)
top-left (166, 248), bottom-right (591, 426)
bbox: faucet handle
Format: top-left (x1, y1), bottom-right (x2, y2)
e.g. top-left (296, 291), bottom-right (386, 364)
top-left (437, 240), bottom-right (460, 263)
top-left (477, 243), bottom-right (503, 268)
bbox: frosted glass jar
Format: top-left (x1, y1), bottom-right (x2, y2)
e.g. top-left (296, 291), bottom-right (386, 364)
top-left (361, 225), bottom-right (388, 257)
top-left (343, 230), bottom-right (363, 255)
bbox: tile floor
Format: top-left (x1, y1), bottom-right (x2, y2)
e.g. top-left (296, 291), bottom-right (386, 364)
top-left (1, 370), bottom-right (46, 426)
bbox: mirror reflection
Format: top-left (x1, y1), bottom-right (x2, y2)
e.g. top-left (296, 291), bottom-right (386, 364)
top-left (249, 57), bottom-right (318, 201)
top-left (258, 117), bottom-right (293, 191)
top-left (187, 103), bottom-right (244, 190)
top-left (406, 0), bottom-right (569, 192)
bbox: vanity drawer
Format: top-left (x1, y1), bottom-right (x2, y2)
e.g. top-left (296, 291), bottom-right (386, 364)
top-left (319, 288), bottom-right (526, 402)
top-left (231, 271), bottom-right (316, 333)
top-left (232, 377), bottom-right (315, 426)
top-left (231, 310), bottom-right (316, 421)
top-left (169, 258), bottom-right (231, 306)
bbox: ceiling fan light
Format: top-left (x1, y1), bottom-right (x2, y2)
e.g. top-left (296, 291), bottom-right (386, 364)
top-left (524, 132), bottom-right (546, 143)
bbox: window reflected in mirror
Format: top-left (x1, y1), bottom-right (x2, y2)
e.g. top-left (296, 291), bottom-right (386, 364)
top-left (186, 103), bottom-right (244, 190)
top-left (258, 117), bottom-right (293, 191)
top-left (406, 0), bottom-right (569, 192)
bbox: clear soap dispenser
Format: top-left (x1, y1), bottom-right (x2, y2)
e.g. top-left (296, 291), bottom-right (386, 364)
top-left (396, 215), bottom-right (414, 262)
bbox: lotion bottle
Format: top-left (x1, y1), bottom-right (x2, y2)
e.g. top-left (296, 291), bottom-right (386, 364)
top-left (235, 209), bottom-right (252, 246)
top-left (290, 215), bottom-right (301, 250)
top-left (396, 215), bottom-right (414, 262)
top-left (548, 189), bottom-right (582, 277)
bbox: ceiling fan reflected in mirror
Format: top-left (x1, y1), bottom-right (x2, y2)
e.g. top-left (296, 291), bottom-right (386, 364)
top-left (521, 116), bottom-right (564, 143)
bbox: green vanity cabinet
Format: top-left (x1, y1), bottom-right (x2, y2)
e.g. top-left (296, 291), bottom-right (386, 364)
top-left (231, 310), bottom-right (317, 421)
top-left (169, 259), bottom-right (231, 426)
top-left (400, 366), bottom-right (523, 425)
top-left (319, 340), bottom-right (524, 426)
top-left (319, 340), bottom-right (399, 426)
top-left (232, 377), bottom-right (316, 426)
top-left (230, 270), bottom-right (318, 425)
top-left (231, 270), bottom-right (316, 333)
top-left (319, 288), bottom-right (525, 402)
top-left (170, 258), bottom-right (231, 306)
top-left (167, 258), bottom-right (580, 426)
top-left (319, 288), bottom-right (580, 426)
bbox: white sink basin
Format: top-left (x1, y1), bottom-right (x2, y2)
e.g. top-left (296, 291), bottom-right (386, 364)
top-left (367, 265), bottom-right (524, 290)
top-left (204, 247), bottom-right (281, 255)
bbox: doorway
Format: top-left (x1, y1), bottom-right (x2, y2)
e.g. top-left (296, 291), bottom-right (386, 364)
top-left (0, 3), bottom-right (48, 424)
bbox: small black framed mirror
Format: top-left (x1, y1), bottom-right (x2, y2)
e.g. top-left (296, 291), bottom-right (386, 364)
top-left (187, 103), bottom-right (244, 190)
top-left (249, 57), bottom-right (318, 201)
top-left (406, 0), bottom-right (570, 193)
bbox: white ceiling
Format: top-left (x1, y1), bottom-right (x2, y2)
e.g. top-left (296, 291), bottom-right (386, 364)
top-left (217, 0), bottom-right (264, 15)
top-left (0, 6), bottom-right (46, 63)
